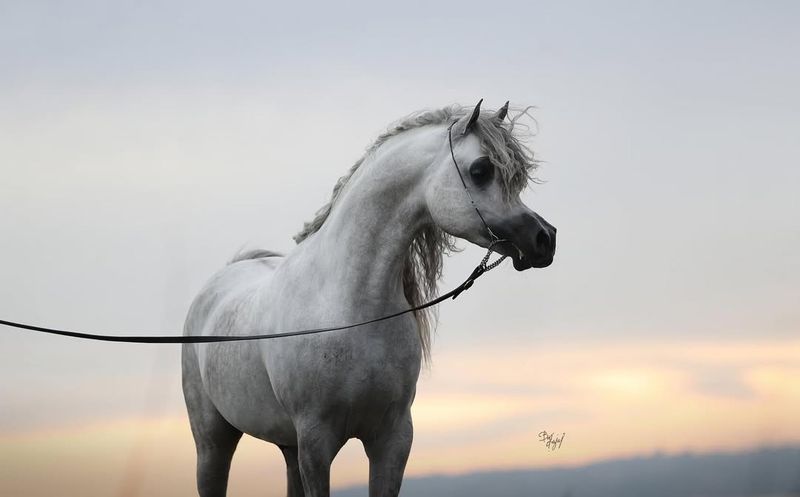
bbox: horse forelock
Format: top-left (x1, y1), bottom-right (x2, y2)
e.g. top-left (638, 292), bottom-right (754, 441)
top-left (292, 104), bottom-right (538, 364)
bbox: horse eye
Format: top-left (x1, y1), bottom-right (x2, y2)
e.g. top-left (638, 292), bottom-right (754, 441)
top-left (468, 157), bottom-right (495, 186)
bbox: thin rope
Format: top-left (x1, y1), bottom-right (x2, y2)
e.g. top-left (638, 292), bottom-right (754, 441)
top-left (0, 249), bottom-right (500, 343)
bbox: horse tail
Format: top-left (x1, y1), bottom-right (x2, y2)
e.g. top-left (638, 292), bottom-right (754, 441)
top-left (228, 249), bottom-right (284, 265)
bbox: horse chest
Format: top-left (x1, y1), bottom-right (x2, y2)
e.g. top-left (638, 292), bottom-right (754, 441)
top-left (264, 318), bottom-right (422, 423)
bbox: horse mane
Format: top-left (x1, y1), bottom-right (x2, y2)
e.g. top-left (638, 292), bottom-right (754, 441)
top-left (293, 104), bottom-right (539, 364)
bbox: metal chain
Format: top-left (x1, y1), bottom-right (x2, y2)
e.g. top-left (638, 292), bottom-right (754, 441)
top-left (481, 239), bottom-right (508, 271)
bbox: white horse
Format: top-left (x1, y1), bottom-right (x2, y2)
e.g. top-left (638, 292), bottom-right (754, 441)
top-left (181, 101), bottom-right (556, 497)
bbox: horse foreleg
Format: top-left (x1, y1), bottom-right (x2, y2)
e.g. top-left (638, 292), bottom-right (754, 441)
top-left (279, 445), bottom-right (305, 497)
top-left (363, 413), bottom-right (413, 497)
top-left (295, 421), bottom-right (345, 497)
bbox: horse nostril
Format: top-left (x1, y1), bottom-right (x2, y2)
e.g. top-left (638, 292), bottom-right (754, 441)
top-left (536, 229), bottom-right (552, 252)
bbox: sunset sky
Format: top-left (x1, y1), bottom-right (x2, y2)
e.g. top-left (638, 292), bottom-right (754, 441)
top-left (1, 1), bottom-right (798, 496)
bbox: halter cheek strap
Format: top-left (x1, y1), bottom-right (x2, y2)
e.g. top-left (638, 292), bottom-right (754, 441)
top-left (446, 121), bottom-right (508, 267)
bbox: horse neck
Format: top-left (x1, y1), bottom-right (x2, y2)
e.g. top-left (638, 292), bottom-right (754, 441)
top-left (310, 127), bottom-right (441, 306)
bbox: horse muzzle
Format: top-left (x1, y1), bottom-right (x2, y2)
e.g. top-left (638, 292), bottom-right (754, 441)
top-left (491, 212), bottom-right (556, 271)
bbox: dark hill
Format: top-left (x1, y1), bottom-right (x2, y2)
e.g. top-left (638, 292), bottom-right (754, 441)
top-left (333, 446), bottom-right (800, 497)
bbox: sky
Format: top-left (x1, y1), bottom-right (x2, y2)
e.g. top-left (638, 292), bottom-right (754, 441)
top-left (0, 1), bottom-right (798, 496)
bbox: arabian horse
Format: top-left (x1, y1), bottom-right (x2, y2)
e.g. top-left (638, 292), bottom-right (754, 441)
top-left (182, 101), bottom-right (556, 497)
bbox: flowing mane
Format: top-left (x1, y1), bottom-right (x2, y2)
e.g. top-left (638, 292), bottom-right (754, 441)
top-left (293, 104), bottom-right (539, 363)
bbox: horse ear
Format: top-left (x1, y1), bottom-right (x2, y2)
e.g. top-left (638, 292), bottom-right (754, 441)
top-left (493, 101), bottom-right (509, 122)
top-left (454, 99), bottom-right (483, 136)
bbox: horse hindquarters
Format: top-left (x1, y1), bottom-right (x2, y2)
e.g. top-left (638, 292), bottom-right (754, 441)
top-left (182, 343), bottom-right (243, 497)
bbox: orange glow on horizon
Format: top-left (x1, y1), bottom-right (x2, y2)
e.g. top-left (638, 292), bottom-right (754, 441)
top-left (1, 338), bottom-right (798, 497)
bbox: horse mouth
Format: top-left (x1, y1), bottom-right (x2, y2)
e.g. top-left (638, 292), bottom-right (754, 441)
top-left (498, 242), bottom-right (553, 271)
top-left (512, 255), bottom-right (553, 271)
top-left (512, 253), bottom-right (553, 271)
top-left (491, 241), bottom-right (550, 271)
top-left (512, 254), bottom-right (532, 271)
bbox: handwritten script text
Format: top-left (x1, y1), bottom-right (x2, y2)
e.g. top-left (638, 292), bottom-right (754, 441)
top-left (538, 431), bottom-right (565, 451)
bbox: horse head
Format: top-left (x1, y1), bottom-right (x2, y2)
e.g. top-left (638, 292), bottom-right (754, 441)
top-left (424, 100), bottom-right (556, 270)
